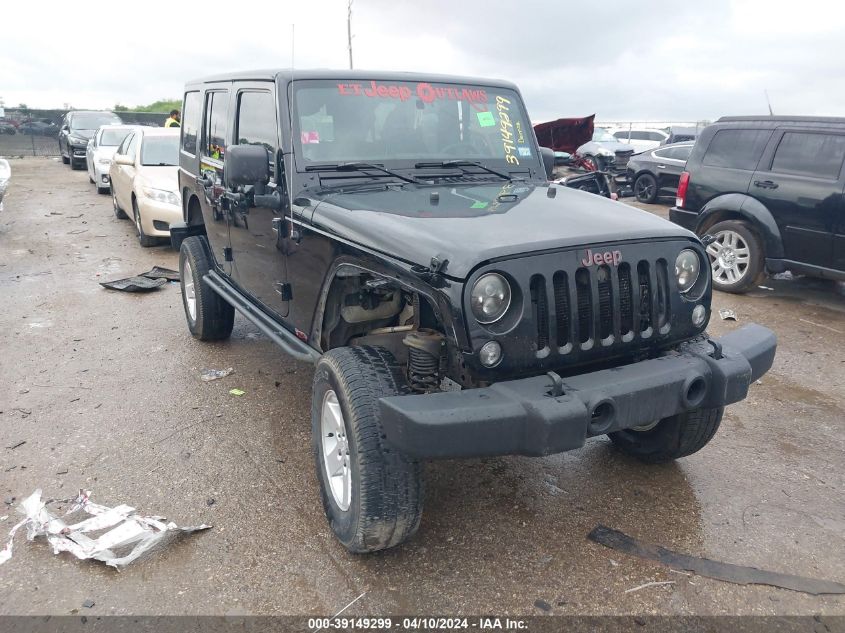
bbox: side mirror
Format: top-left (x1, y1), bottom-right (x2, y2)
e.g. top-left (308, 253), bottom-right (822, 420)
top-left (225, 144), bottom-right (270, 188)
top-left (540, 147), bottom-right (555, 180)
top-left (114, 154), bottom-right (134, 166)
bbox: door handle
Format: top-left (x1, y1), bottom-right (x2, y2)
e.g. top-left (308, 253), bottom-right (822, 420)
top-left (754, 180), bottom-right (779, 189)
top-left (657, 164), bottom-right (667, 169)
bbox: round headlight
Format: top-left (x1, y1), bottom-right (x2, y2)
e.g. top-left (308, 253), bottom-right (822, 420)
top-left (470, 273), bottom-right (511, 324)
top-left (479, 341), bottom-right (502, 367)
top-left (675, 249), bottom-right (700, 293)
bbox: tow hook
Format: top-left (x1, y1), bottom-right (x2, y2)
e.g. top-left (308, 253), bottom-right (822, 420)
top-left (707, 338), bottom-right (723, 360)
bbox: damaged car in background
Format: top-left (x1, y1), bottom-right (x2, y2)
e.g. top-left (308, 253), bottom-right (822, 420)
top-left (170, 69), bottom-right (777, 553)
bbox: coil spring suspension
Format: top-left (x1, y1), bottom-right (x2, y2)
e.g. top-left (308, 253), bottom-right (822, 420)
top-left (403, 329), bottom-right (445, 392)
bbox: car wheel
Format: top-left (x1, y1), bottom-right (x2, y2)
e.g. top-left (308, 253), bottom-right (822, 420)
top-left (132, 197), bottom-right (158, 247)
top-left (313, 346), bottom-right (423, 553)
top-left (179, 236), bottom-right (235, 340)
top-left (61, 145), bottom-right (69, 164)
top-left (112, 189), bottom-right (128, 219)
top-left (704, 220), bottom-right (764, 293)
top-left (608, 407), bottom-right (724, 463)
top-left (88, 170), bottom-right (94, 184)
top-left (585, 155), bottom-right (601, 171)
top-left (634, 173), bottom-right (658, 203)
top-left (96, 183), bottom-right (109, 195)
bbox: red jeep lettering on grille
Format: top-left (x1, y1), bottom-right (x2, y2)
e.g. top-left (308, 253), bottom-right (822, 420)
top-left (581, 249), bottom-right (622, 267)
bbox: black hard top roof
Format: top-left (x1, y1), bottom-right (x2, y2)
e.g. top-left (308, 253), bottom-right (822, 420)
top-left (716, 115), bottom-right (845, 125)
top-left (186, 68), bottom-right (518, 91)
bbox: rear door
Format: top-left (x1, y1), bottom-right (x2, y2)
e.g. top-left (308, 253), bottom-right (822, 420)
top-left (652, 145), bottom-right (689, 192)
top-left (113, 131), bottom-right (138, 211)
top-left (197, 87), bottom-right (232, 274)
top-left (750, 128), bottom-right (845, 268)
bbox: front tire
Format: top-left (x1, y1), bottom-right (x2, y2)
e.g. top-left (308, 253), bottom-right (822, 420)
top-left (704, 220), bottom-right (764, 293)
top-left (179, 236), bottom-right (234, 341)
top-left (312, 346), bottom-right (423, 553)
top-left (112, 189), bottom-right (127, 219)
top-left (608, 407), bottom-right (724, 463)
top-left (133, 198), bottom-right (157, 247)
top-left (634, 173), bottom-right (658, 203)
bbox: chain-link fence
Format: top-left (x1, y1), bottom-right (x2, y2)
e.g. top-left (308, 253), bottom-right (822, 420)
top-left (0, 108), bottom-right (170, 157)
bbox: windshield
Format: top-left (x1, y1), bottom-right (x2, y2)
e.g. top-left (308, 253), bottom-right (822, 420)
top-left (100, 128), bottom-right (131, 146)
top-left (71, 112), bottom-right (122, 131)
top-left (140, 135), bottom-right (179, 166)
top-left (592, 129), bottom-right (616, 142)
top-left (293, 79), bottom-right (537, 171)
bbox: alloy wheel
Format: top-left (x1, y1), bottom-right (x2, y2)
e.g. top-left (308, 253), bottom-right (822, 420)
top-left (706, 229), bottom-right (750, 285)
top-left (181, 256), bottom-right (197, 322)
top-left (320, 389), bottom-right (352, 511)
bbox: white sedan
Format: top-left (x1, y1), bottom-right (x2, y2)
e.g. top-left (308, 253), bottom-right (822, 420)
top-left (608, 127), bottom-right (669, 153)
top-left (86, 125), bottom-right (138, 194)
top-left (109, 127), bottom-right (181, 247)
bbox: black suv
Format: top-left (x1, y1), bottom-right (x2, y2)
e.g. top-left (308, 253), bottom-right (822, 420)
top-left (171, 70), bottom-right (776, 552)
top-left (671, 116), bottom-right (845, 292)
top-left (59, 110), bottom-right (122, 170)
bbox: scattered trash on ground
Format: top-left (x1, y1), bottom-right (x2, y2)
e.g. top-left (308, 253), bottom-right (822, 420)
top-left (141, 266), bottom-right (180, 282)
top-left (757, 285), bottom-right (774, 291)
top-left (772, 271), bottom-right (794, 280)
top-left (588, 525), bottom-right (845, 595)
top-left (100, 266), bottom-right (180, 292)
top-left (6, 440), bottom-right (26, 450)
top-left (82, 599), bottom-right (95, 609)
top-left (0, 489), bottom-right (211, 570)
top-left (100, 276), bottom-right (166, 293)
top-left (534, 599), bottom-right (552, 611)
top-left (798, 318), bottom-right (844, 335)
top-left (718, 309), bottom-right (737, 321)
top-left (624, 580), bottom-right (676, 594)
top-left (201, 368), bottom-right (234, 382)
top-left (229, 388), bottom-right (245, 397)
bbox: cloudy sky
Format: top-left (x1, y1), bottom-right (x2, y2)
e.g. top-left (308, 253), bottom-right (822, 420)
top-left (1, 0), bottom-right (842, 123)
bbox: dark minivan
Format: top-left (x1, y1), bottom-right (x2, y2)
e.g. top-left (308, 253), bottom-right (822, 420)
top-left (670, 116), bottom-right (845, 292)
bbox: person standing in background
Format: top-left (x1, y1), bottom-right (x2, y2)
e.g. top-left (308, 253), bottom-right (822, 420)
top-left (164, 109), bottom-right (181, 128)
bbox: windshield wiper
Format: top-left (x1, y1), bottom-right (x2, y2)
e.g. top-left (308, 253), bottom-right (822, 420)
top-left (305, 162), bottom-right (424, 184)
top-left (414, 160), bottom-right (513, 181)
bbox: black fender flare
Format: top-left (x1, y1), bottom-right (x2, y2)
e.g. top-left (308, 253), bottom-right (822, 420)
top-left (695, 193), bottom-right (784, 259)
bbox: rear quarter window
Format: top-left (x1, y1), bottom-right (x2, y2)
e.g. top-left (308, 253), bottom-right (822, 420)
top-left (702, 128), bottom-right (772, 170)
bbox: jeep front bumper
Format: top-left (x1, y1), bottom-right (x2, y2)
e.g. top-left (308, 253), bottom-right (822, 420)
top-left (378, 324), bottom-right (776, 459)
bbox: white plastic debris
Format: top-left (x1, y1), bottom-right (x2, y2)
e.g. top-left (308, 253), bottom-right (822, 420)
top-left (0, 489), bottom-right (210, 570)
top-left (200, 367), bottom-right (234, 382)
top-left (718, 308), bottom-right (737, 321)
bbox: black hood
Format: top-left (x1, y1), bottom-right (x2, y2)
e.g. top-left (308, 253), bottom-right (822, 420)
top-left (69, 129), bottom-right (96, 140)
top-left (308, 181), bottom-right (694, 279)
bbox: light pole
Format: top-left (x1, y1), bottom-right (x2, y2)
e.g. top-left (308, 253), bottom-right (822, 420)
top-left (347, 0), bottom-right (354, 70)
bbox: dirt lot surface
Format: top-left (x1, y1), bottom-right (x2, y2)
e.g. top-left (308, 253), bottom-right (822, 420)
top-left (1, 157), bottom-right (844, 616)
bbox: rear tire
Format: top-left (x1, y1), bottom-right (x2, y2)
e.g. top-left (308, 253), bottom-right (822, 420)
top-left (634, 173), bottom-right (658, 203)
top-left (312, 346), bottom-right (423, 553)
top-left (608, 407), bottom-right (724, 463)
top-left (703, 220), bottom-right (764, 294)
top-left (61, 148), bottom-right (69, 164)
top-left (179, 236), bottom-right (234, 341)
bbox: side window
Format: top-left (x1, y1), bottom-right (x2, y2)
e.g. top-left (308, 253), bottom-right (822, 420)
top-left (648, 131), bottom-right (666, 142)
top-left (235, 91), bottom-right (278, 176)
top-left (702, 129), bottom-right (772, 170)
top-left (117, 132), bottom-right (134, 155)
top-left (203, 91), bottom-right (229, 159)
top-left (613, 131), bottom-right (628, 140)
top-left (181, 91), bottom-right (201, 155)
top-left (770, 132), bottom-right (845, 179)
top-left (125, 132), bottom-right (139, 159)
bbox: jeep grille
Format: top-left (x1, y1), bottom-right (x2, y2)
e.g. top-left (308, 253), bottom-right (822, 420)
top-left (531, 258), bottom-right (670, 355)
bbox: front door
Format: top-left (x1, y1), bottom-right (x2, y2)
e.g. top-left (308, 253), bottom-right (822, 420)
top-left (751, 129), bottom-right (845, 268)
top-left (226, 85), bottom-right (291, 317)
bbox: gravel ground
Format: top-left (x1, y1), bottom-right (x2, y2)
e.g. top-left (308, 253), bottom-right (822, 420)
top-left (0, 157), bottom-right (843, 617)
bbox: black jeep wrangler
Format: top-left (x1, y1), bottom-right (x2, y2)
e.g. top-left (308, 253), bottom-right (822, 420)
top-left (171, 70), bottom-right (777, 553)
